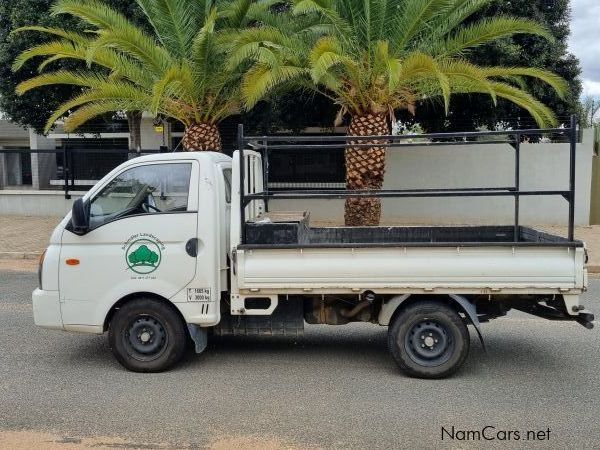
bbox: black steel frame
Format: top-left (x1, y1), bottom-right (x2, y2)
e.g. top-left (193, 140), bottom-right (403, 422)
top-left (237, 115), bottom-right (579, 246)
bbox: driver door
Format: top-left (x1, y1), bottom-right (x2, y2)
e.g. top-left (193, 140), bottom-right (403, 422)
top-left (59, 160), bottom-right (199, 328)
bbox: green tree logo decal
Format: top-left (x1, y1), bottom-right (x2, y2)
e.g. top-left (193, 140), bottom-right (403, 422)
top-left (125, 239), bottom-right (162, 274)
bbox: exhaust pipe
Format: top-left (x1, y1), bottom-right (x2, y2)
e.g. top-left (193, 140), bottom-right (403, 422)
top-left (340, 291), bottom-right (376, 318)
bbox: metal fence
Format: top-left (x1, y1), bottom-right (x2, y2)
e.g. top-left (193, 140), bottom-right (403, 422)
top-left (0, 147), bottom-right (165, 199)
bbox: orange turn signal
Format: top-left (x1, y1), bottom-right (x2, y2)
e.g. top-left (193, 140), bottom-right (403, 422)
top-left (65, 258), bottom-right (80, 266)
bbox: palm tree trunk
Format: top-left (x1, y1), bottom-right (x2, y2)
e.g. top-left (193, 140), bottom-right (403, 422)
top-left (344, 112), bottom-right (390, 226)
top-left (182, 122), bottom-right (222, 151)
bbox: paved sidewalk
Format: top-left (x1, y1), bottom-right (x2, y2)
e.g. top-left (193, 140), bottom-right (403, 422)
top-left (2, 215), bottom-right (600, 270)
top-left (0, 216), bottom-right (60, 258)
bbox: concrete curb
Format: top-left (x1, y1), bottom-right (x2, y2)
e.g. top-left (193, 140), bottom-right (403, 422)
top-left (0, 252), bottom-right (41, 260)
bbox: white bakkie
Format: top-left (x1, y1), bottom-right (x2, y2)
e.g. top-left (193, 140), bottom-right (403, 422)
top-left (33, 150), bottom-right (593, 378)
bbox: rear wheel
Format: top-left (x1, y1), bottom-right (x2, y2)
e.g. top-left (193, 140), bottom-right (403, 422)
top-left (388, 301), bottom-right (470, 379)
top-left (108, 297), bottom-right (187, 372)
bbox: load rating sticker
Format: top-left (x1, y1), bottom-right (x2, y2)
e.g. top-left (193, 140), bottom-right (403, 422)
top-left (187, 288), bottom-right (211, 302)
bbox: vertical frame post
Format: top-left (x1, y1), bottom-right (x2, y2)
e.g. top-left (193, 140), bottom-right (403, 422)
top-left (238, 124), bottom-right (246, 245)
top-left (263, 139), bottom-right (269, 212)
top-left (70, 149), bottom-right (75, 191)
top-left (63, 146), bottom-right (70, 200)
top-left (568, 115), bottom-right (577, 241)
top-left (513, 135), bottom-right (520, 242)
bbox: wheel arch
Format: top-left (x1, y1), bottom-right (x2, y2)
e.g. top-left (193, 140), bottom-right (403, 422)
top-left (379, 294), bottom-right (484, 348)
top-left (103, 292), bottom-right (188, 333)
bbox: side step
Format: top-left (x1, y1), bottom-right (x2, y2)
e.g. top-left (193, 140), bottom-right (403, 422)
top-left (213, 297), bottom-right (304, 336)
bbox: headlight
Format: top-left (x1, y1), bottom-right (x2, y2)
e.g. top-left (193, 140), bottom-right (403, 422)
top-left (38, 249), bottom-right (47, 290)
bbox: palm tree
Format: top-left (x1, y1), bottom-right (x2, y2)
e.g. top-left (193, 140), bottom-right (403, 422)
top-left (13, 0), bottom-right (270, 151)
top-left (229, 0), bottom-right (569, 225)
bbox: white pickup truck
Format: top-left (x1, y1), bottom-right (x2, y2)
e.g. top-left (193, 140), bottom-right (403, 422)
top-left (32, 126), bottom-right (594, 378)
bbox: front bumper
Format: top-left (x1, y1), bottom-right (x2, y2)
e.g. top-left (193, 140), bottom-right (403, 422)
top-left (32, 288), bottom-right (63, 330)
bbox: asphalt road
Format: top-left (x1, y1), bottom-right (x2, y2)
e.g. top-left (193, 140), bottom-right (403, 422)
top-left (1, 270), bottom-right (599, 449)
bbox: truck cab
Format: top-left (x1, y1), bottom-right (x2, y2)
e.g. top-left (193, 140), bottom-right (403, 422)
top-left (33, 152), bottom-right (236, 367)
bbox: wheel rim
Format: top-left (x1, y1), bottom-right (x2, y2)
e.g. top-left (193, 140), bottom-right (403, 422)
top-left (123, 314), bottom-right (168, 361)
top-left (404, 318), bottom-right (455, 367)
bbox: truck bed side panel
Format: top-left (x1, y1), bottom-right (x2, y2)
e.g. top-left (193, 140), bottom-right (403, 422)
top-left (236, 246), bottom-right (584, 293)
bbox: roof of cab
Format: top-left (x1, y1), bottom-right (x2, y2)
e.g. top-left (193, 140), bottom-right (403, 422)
top-left (130, 151), bottom-right (232, 164)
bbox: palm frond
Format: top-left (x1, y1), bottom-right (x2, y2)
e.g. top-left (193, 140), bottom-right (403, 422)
top-left (225, 26), bottom-right (301, 71)
top-left (425, 0), bottom-right (492, 39)
top-left (489, 82), bottom-right (557, 127)
top-left (16, 70), bottom-right (112, 95)
top-left (393, 0), bottom-right (449, 50)
top-left (52, 0), bottom-right (129, 30)
top-left (11, 26), bottom-right (88, 44)
top-left (219, 0), bottom-right (252, 27)
top-left (308, 36), bottom-right (358, 83)
top-left (242, 64), bottom-right (307, 107)
top-left (13, 40), bottom-right (152, 87)
top-left (62, 100), bottom-right (148, 131)
top-left (37, 55), bottom-right (66, 72)
top-left (53, 0), bottom-right (172, 73)
top-left (44, 84), bottom-right (153, 132)
top-left (12, 40), bottom-right (89, 72)
top-left (482, 67), bottom-right (568, 99)
top-left (151, 64), bottom-right (194, 115)
top-left (136, 0), bottom-right (207, 58)
top-left (434, 17), bottom-right (553, 56)
top-left (292, 0), bottom-right (349, 35)
top-left (438, 59), bottom-right (497, 103)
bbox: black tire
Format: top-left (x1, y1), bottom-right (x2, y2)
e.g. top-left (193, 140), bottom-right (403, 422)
top-left (388, 301), bottom-right (470, 379)
top-left (108, 297), bottom-right (187, 372)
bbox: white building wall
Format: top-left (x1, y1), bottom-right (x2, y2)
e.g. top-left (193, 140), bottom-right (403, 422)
top-left (270, 129), bottom-right (594, 226)
top-left (0, 190), bottom-right (83, 216)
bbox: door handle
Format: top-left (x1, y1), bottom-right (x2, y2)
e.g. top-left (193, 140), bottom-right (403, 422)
top-left (186, 238), bottom-right (199, 257)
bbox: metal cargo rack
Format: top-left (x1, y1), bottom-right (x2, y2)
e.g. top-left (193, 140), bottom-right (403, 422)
top-left (236, 116), bottom-right (580, 248)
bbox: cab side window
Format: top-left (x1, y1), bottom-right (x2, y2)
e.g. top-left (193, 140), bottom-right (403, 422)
top-left (89, 163), bottom-right (192, 228)
top-left (222, 168), bottom-right (232, 204)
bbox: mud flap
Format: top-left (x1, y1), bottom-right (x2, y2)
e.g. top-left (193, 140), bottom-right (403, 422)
top-left (449, 294), bottom-right (486, 352)
top-left (187, 324), bottom-right (208, 354)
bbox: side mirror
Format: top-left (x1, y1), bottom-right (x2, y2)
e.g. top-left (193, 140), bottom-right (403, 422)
top-left (71, 198), bottom-right (90, 235)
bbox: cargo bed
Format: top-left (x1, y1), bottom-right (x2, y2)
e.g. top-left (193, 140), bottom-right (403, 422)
top-left (242, 211), bottom-right (582, 249)
top-left (234, 212), bottom-right (587, 296)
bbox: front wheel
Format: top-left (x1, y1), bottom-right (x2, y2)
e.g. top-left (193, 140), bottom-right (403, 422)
top-left (388, 301), bottom-right (470, 379)
top-left (108, 297), bottom-right (187, 372)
